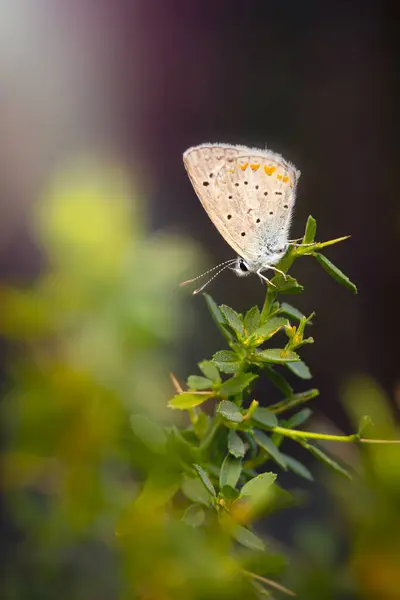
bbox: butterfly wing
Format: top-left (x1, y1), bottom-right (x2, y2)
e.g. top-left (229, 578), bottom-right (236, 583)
top-left (183, 143), bottom-right (300, 262)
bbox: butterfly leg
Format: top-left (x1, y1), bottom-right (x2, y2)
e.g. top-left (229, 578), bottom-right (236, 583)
top-left (267, 266), bottom-right (287, 280)
top-left (257, 270), bottom-right (276, 287)
top-left (289, 241), bottom-right (315, 247)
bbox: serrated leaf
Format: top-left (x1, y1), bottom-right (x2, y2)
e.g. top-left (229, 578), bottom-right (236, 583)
top-left (183, 503), bottom-right (206, 527)
top-left (285, 408), bottom-right (313, 428)
top-left (244, 305), bottom-right (261, 335)
top-left (181, 476), bottom-right (212, 505)
top-left (213, 350), bottom-right (241, 374)
top-left (252, 407), bottom-right (278, 429)
top-left (233, 526), bottom-right (265, 551)
top-left (281, 454), bottom-right (314, 481)
top-left (271, 274), bottom-right (304, 294)
top-left (204, 293), bottom-right (232, 340)
top-left (187, 375), bottom-right (213, 390)
top-left (256, 349), bottom-right (300, 364)
top-left (220, 372), bottom-right (258, 396)
top-left (303, 215), bottom-right (317, 244)
top-left (263, 366), bottom-right (293, 397)
top-left (199, 360), bottom-right (220, 382)
top-left (253, 317), bottom-right (288, 342)
top-left (220, 455), bottom-right (242, 489)
top-left (287, 360), bottom-right (312, 380)
top-left (314, 253), bottom-right (357, 294)
top-left (193, 464), bottom-right (217, 496)
top-left (220, 304), bottom-right (244, 336)
top-left (240, 472), bottom-right (277, 499)
top-left (130, 415), bottom-right (167, 454)
top-left (301, 441), bottom-right (351, 479)
top-left (280, 302), bottom-right (306, 322)
top-left (254, 430), bottom-right (287, 470)
top-left (168, 392), bottom-right (213, 410)
top-left (217, 400), bottom-right (243, 423)
top-left (358, 414), bottom-right (374, 436)
top-left (228, 430), bottom-right (245, 458)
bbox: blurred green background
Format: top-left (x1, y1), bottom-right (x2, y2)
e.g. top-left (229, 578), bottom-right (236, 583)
top-left (1, 2), bottom-right (398, 599)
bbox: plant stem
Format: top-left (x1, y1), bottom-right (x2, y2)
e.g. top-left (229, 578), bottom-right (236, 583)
top-left (269, 390), bottom-right (319, 414)
top-left (270, 425), bottom-right (358, 443)
top-left (261, 287), bottom-right (277, 323)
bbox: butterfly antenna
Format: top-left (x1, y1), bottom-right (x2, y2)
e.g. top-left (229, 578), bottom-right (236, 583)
top-left (192, 262), bottom-right (235, 295)
top-left (180, 259), bottom-right (236, 294)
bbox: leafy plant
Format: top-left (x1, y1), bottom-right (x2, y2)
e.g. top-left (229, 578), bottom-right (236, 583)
top-left (160, 215), bottom-right (388, 596)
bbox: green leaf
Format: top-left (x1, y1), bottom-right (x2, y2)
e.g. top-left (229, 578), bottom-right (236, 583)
top-left (244, 305), bottom-right (261, 335)
top-left (253, 317), bottom-right (288, 342)
top-left (254, 430), bottom-right (287, 470)
top-left (168, 392), bottom-right (213, 410)
top-left (220, 372), bottom-right (258, 396)
top-left (193, 464), bottom-right (217, 496)
top-left (233, 526), bottom-right (265, 551)
top-left (301, 441), bottom-right (351, 479)
top-left (240, 472), bottom-right (277, 499)
top-left (256, 349), bottom-right (300, 364)
top-left (181, 476), bottom-right (212, 505)
top-left (314, 253), bottom-right (358, 294)
top-left (193, 410), bottom-right (210, 439)
top-left (358, 414), bottom-right (374, 437)
top-left (270, 274), bottom-right (304, 294)
top-left (220, 304), bottom-right (244, 337)
top-left (228, 430), bottom-right (245, 458)
top-left (280, 302), bottom-right (306, 322)
top-left (213, 350), bottom-right (241, 374)
top-left (287, 360), bottom-right (312, 380)
top-left (252, 407), bottom-right (278, 429)
top-left (263, 366), bottom-right (293, 397)
top-left (281, 454), bottom-right (314, 481)
top-left (217, 400), bottom-right (243, 423)
top-left (221, 485), bottom-right (240, 501)
top-left (183, 504), bottom-right (206, 527)
top-left (220, 454), bottom-right (242, 489)
top-left (303, 215), bottom-right (317, 244)
top-left (285, 408), bottom-right (313, 428)
top-left (204, 293), bottom-right (232, 340)
top-left (187, 375), bottom-right (213, 390)
top-left (130, 415), bottom-right (167, 454)
top-left (199, 360), bottom-right (221, 383)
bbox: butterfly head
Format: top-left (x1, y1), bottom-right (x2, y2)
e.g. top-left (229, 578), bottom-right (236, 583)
top-left (232, 242), bottom-right (288, 278)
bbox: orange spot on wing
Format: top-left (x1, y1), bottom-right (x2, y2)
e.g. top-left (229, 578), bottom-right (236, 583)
top-left (239, 162), bottom-right (248, 171)
top-left (277, 174), bottom-right (283, 181)
top-left (264, 165), bottom-right (276, 176)
top-left (250, 163), bottom-right (260, 171)
top-left (283, 176), bottom-right (289, 183)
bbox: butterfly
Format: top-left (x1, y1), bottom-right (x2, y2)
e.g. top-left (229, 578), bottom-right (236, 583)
top-left (181, 143), bottom-right (301, 294)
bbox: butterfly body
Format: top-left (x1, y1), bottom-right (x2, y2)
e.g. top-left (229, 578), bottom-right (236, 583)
top-left (183, 143), bottom-right (300, 290)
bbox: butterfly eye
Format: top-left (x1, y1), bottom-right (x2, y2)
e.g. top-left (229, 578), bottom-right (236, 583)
top-left (239, 260), bottom-right (248, 272)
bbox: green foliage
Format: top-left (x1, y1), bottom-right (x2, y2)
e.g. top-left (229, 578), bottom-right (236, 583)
top-left (167, 214), bottom-right (366, 593)
top-left (0, 184), bottom-right (366, 600)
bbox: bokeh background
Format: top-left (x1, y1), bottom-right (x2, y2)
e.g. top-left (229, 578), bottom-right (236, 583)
top-left (1, 2), bottom-right (398, 599)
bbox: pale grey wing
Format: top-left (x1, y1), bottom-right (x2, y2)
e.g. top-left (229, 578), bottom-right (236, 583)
top-left (183, 144), bottom-right (300, 261)
top-left (213, 152), bottom-right (300, 262)
top-left (183, 144), bottom-right (246, 257)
